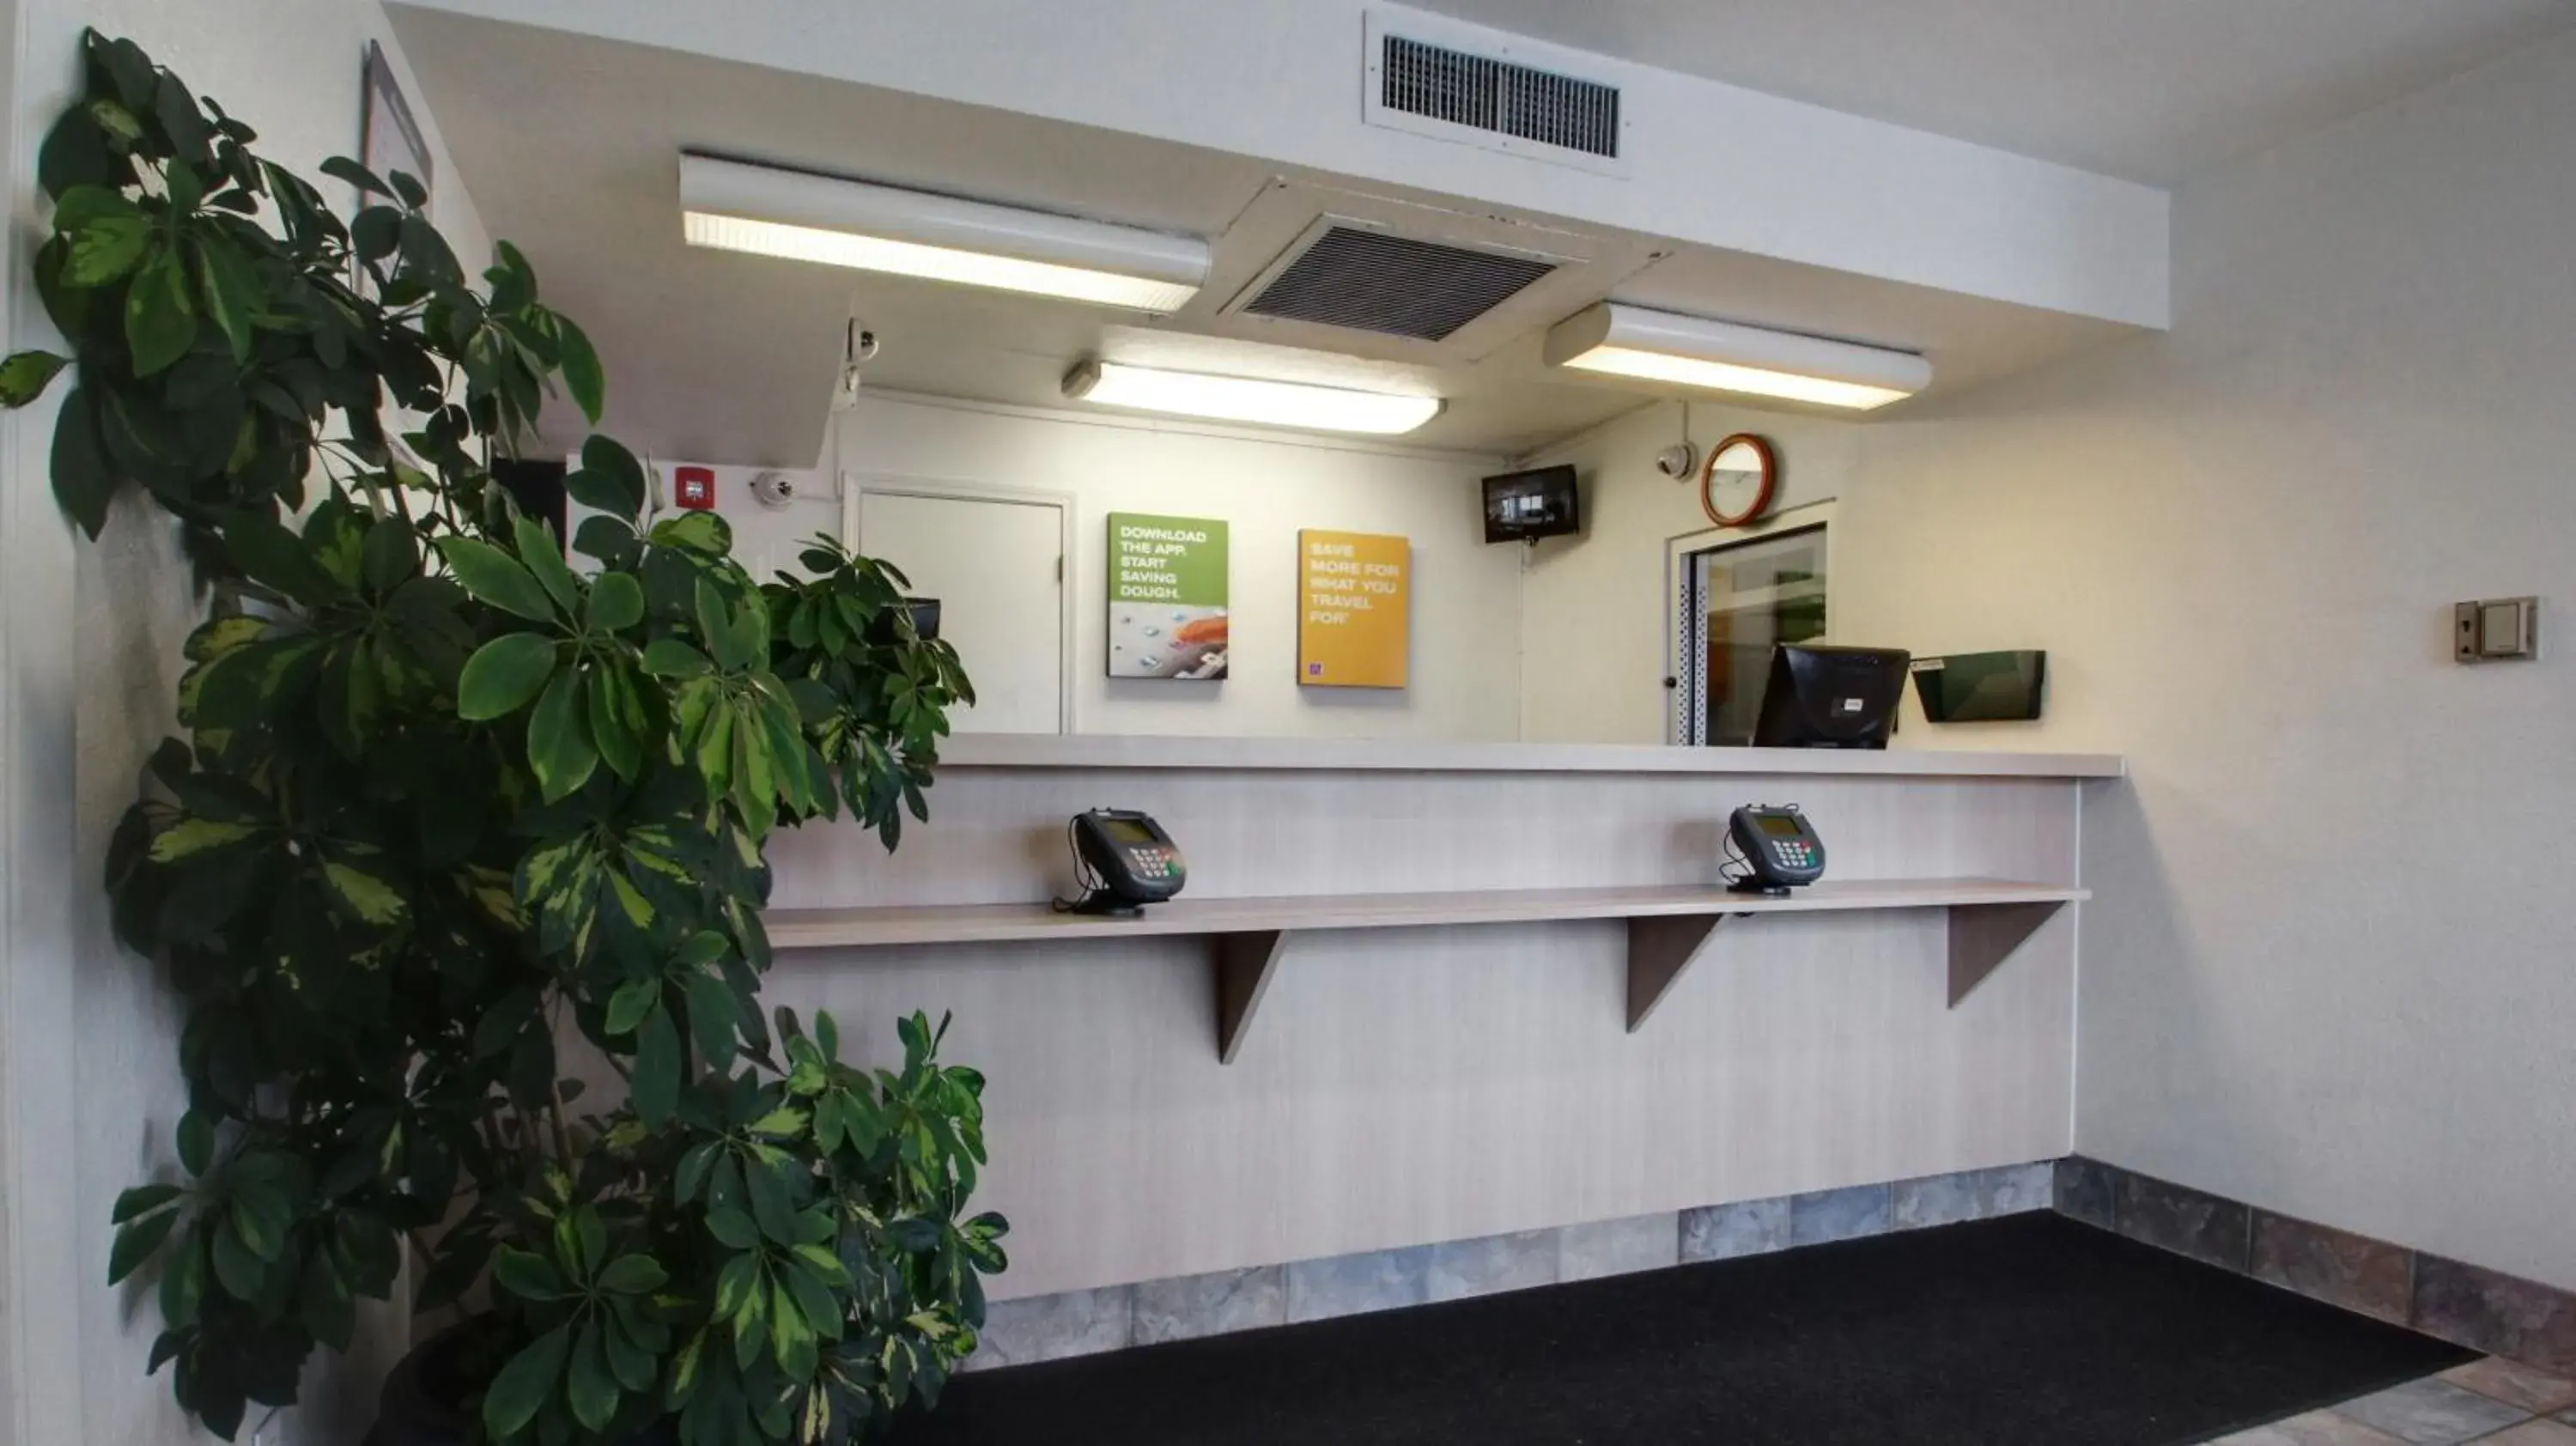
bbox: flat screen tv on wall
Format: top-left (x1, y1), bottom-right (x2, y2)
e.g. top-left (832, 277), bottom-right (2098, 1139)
top-left (1482, 465), bottom-right (1581, 544)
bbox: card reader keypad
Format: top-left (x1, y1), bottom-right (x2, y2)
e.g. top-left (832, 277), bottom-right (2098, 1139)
top-left (1772, 841), bottom-right (1816, 869)
top-left (1127, 846), bottom-right (1181, 880)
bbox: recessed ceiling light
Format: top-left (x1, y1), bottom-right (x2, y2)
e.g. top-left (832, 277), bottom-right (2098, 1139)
top-left (1062, 361), bottom-right (1444, 435)
top-left (1543, 303), bottom-right (1930, 410)
top-left (679, 155), bottom-right (1209, 314)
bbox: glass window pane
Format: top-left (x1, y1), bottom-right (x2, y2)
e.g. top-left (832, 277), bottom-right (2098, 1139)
top-left (1690, 526), bottom-right (1826, 745)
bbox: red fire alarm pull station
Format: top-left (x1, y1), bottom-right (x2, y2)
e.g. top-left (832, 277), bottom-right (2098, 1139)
top-left (675, 465), bottom-right (716, 511)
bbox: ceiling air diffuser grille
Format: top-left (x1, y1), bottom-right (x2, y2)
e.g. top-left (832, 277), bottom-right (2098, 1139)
top-left (1239, 225), bottom-right (1556, 343)
top-left (1380, 33), bottom-right (1623, 161)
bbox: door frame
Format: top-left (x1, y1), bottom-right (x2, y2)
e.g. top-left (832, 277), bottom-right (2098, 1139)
top-left (841, 473), bottom-right (1077, 736)
top-left (1663, 500), bottom-right (1838, 746)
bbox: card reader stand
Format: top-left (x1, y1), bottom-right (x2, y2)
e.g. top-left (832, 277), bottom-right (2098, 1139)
top-left (1060, 891), bottom-right (1147, 920)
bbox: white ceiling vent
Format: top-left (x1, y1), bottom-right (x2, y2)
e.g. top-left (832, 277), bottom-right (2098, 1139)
top-left (1232, 219), bottom-right (1559, 343)
top-left (1364, 7), bottom-right (1631, 176)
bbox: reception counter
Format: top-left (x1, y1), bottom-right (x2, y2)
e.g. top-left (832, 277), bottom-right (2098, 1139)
top-left (760, 735), bottom-right (2119, 1300)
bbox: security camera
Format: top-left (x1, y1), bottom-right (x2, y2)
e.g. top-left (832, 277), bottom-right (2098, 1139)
top-left (1656, 443), bottom-right (1698, 480)
top-left (749, 470), bottom-right (798, 509)
top-left (853, 329), bottom-right (880, 362)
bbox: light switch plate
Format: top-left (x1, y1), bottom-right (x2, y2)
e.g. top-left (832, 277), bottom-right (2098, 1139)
top-left (2456, 596), bottom-right (2540, 663)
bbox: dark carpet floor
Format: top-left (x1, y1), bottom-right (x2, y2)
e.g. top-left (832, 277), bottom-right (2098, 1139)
top-left (889, 1212), bottom-right (2471, 1446)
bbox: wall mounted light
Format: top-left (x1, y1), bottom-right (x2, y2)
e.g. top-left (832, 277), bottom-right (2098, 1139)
top-left (679, 155), bottom-right (1210, 313)
top-left (1543, 303), bottom-right (1930, 410)
top-left (1062, 361), bottom-right (1444, 435)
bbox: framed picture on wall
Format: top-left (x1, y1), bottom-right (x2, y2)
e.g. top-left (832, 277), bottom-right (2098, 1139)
top-left (359, 39), bottom-right (431, 206)
top-left (1106, 514), bottom-right (1230, 679)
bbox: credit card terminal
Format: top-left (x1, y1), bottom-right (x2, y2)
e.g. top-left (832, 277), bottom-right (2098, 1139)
top-left (1728, 805), bottom-right (1826, 896)
top-left (1064, 809), bottom-right (1187, 915)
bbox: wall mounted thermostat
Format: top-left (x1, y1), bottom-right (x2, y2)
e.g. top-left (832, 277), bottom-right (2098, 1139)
top-left (2456, 597), bottom-right (2539, 663)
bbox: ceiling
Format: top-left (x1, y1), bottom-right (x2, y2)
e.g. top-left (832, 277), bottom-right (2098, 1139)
top-left (1413, 0), bottom-right (2576, 183)
top-left (389, 9), bottom-right (2139, 466)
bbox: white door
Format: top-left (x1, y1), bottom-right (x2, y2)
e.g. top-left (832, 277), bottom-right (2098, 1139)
top-left (855, 489), bottom-right (1066, 733)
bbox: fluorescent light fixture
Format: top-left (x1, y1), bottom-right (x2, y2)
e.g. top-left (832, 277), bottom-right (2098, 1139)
top-left (1543, 302), bottom-right (1930, 410)
top-left (679, 155), bottom-right (1209, 313)
top-left (1062, 361), bottom-right (1444, 435)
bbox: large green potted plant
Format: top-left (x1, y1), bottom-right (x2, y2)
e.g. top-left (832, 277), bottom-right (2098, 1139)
top-left (3, 32), bottom-right (1006, 1446)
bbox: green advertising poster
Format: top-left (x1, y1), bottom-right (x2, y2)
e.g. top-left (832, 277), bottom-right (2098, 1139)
top-left (1107, 513), bottom-right (1229, 680)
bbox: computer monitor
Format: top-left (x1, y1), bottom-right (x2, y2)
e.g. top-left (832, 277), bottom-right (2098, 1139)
top-left (1751, 644), bottom-right (1911, 749)
top-left (1481, 465), bottom-right (1580, 544)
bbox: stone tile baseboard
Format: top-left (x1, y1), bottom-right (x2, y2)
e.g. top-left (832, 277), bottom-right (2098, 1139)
top-left (2055, 1157), bottom-right (2576, 1380)
top-left (969, 1160), bottom-right (2055, 1370)
top-left (975, 1157), bottom-right (2576, 1380)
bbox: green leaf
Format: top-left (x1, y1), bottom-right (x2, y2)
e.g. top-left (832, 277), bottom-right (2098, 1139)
top-left (149, 817), bottom-right (260, 863)
top-left (697, 580), bottom-right (753, 672)
top-left (53, 185), bottom-right (149, 284)
top-left (321, 861), bottom-right (406, 927)
top-left (586, 668), bottom-right (642, 781)
top-left (0, 350), bottom-right (70, 408)
top-left (557, 315), bottom-right (605, 427)
top-left (781, 1260), bottom-right (845, 1344)
top-left (125, 247), bottom-right (197, 377)
top-left (746, 1107), bottom-right (806, 1141)
top-left (49, 386), bottom-right (116, 539)
top-left (567, 1321), bottom-right (618, 1431)
top-left (674, 1141), bottom-right (719, 1204)
top-left (683, 969), bottom-right (739, 1067)
top-left (597, 1255), bottom-right (667, 1295)
top-left (632, 1006), bottom-right (680, 1127)
top-left (319, 155), bottom-right (394, 200)
top-left (640, 638), bottom-right (711, 678)
top-left (572, 515), bottom-right (638, 568)
top-left (604, 977), bottom-right (659, 1036)
top-left (713, 1249), bottom-right (760, 1317)
top-left (526, 670), bottom-right (598, 801)
top-left (456, 634), bottom-right (558, 720)
top-left (578, 434), bottom-right (647, 519)
top-left (210, 1213), bottom-right (264, 1300)
top-left (707, 1208), bottom-right (759, 1253)
top-left (584, 571), bottom-right (642, 634)
top-left (222, 509), bottom-right (337, 605)
top-left (361, 517), bottom-right (421, 593)
top-left (743, 1159), bottom-right (795, 1246)
top-left (191, 235), bottom-right (260, 363)
top-left (791, 1242), bottom-right (851, 1289)
top-left (769, 1277), bottom-right (816, 1371)
top-left (482, 1324), bottom-right (571, 1439)
top-left (113, 1182), bottom-right (185, 1224)
top-left (159, 1234), bottom-right (206, 1326)
top-left (437, 537), bottom-right (558, 623)
top-left (107, 1207), bottom-right (179, 1285)
top-left (515, 515), bottom-right (582, 618)
top-left (177, 1110), bottom-right (215, 1176)
top-left (492, 1246), bottom-right (563, 1301)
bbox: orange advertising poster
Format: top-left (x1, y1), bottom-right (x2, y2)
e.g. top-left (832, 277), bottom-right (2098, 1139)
top-left (1297, 530), bottom-right (1410, 689)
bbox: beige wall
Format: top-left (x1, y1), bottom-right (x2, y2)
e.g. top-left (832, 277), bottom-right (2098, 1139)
top-left (1507, 27), bottom-right (2576, 1300)
top-left (3, 6), bottom-right (491, 1443)
top-left (830, 392), bottom-right (1527, 740)
top-left (1834, 31), bottom-right (2576, 1292)
top-left (1514, 400), bottom-right (1865, 745)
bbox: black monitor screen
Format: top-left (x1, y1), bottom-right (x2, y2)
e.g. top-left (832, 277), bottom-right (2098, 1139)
top-left (1482, 466), bottom-right (1580, 544)
top-left (1751, 644), bottom-right (1911, 750)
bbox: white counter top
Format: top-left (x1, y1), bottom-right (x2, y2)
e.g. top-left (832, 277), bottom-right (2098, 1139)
top-left (934, 733), bottom-right (2124, 780)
